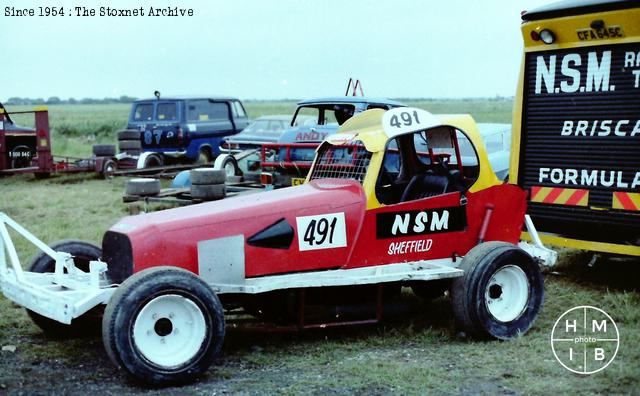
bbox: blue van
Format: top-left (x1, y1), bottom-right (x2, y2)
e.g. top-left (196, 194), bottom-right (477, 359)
top-left (123, 95), bottom-right (249, 164)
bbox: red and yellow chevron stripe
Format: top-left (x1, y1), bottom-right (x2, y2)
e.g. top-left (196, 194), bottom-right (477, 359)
top-left (530, 186), bottom-right (589, 206)
top-left (612, 192), bottom-right (640, 211)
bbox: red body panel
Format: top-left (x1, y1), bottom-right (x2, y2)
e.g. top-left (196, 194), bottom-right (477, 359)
top-left (114, 179), bottom-right (366, 277)
top-left (111, 178), bottom-right (526, 279)
top-left (347, 184), bottom-right (527, 268)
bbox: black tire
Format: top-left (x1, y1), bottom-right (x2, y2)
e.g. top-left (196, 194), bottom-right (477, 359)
top-left (101, 159), bottom-right (117, 179)
top-left (143, 154), bottom-right (163, 168)
top-left (102, 267), bottom-right (225, 386)
top-left (411, 279), bottom-right (451, 300)
top-left (117, 129), bottom-right (141, 140)
top-left (92, 144), bottom-right (116, 157)
top-left (123, 149), bottom-right (141, 155)
top-left (450, 242), bottom-right (544, 340)
top-left (26, 240), bottom-right (103, 337)
top-left (125, 178), bottom-right (161, 196)
top-left (190, 184), bottom-right (226, 200)
top-left (190, 168), bottom-right (226, 185)
top-left (119, 140), bottom-right (142, 151)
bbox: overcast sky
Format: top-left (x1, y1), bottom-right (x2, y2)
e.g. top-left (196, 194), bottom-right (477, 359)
top-left (2, 0), bottom-right (556, 100)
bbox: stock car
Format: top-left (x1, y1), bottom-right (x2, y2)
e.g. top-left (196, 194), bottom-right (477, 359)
top-left (0, 107), bottom-right (556, 385)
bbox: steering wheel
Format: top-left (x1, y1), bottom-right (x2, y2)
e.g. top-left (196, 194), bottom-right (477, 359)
top-left (431, 153), bottom-right (451, 175)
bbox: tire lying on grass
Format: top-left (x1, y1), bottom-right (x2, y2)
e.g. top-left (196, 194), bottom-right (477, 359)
top-left (92, 144), bottom-right (116, 157)
top-left (125, 178), bottom-right (161, 196)
top-left (26, 240), bottom-right (103, 337)
top-left (102, 267), bottom-right (225, 386)
top-left (450, 241), bottom-right (544, 340)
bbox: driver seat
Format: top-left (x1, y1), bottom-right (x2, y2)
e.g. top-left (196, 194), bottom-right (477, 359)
top-left (400, 172), bottom-right (449, 202)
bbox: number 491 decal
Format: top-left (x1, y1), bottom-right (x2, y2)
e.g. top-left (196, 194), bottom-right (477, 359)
top-left (382, 107), bottom-right (440, 138)
top-left (296, 212), bottom-right (347, 251)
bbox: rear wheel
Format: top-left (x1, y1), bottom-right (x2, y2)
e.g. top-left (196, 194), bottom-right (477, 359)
top-left (450, 242), bottom-right (544, 340)
top-left (196, 147), bottom-right (212, 164)
top-left (26, 240), bottom-right (103, 337)
top-left (102, 267), bottom-right (225, 385)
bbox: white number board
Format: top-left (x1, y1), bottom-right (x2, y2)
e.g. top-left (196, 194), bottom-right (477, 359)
top-left (296, 212), bottom-right (347, 251)
top-left (382, 107), bottom-right (441, 138)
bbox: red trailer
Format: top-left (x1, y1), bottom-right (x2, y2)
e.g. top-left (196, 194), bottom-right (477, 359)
top-left (0, 105), bottom-right (121, 178)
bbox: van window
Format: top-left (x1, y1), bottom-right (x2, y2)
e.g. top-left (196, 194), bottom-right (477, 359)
top-left (133, 103), bottom-right (153, 121)
top-left (157, 103), bottom-right (177, 121)
top-left (232, 101), bottom-right (246, 118)
top-left (187, 100), bottom-right (229, 122)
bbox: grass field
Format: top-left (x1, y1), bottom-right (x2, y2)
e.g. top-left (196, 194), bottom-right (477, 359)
top-left (0, 101), bottom-right (638, 395)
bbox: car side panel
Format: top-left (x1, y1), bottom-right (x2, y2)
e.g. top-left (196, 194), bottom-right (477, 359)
top-left (345, 184), bottom-right (527, 268)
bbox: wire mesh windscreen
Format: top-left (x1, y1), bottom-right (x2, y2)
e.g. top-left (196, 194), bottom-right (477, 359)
top-left (309, 141), bottom-right (371, 184)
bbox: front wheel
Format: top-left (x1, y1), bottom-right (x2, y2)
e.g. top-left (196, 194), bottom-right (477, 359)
top-left (102, 267), bottom-right (225, 385)
top-left (26, 240), bottom-right (103, 337)
top-left (450, 242), bottom-right (544, 340)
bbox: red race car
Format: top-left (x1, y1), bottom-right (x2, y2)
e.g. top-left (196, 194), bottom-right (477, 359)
top-left (0, 107), bottom-right (556, 385)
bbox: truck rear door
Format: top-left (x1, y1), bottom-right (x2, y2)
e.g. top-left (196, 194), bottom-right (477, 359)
top-left (514, 6), bottom-right (640, 245)
top-left (141, 101), bottom-right (182, 149)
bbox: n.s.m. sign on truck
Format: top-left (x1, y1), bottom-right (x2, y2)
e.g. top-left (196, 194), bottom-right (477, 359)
top-left (510, 0), bottom-right (640, 256)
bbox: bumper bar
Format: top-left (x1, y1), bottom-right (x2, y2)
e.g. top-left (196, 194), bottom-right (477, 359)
top-left (0, 212), bottom-right (116, 324)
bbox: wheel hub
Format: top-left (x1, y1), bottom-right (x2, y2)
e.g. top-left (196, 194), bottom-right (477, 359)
top-left (133, 294), bottom-right (207, 368)
top-left (484, 265), bottom-right (529, 322)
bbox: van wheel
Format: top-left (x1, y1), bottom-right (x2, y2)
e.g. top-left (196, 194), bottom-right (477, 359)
top-left (26, 240), bottom-right (103, 337)
top-left (102, 267), bottom-right (225, 385)
top-left (197, 148), bottom-right (212, 164)
top-left (450, 242), bottom-right (544, 340)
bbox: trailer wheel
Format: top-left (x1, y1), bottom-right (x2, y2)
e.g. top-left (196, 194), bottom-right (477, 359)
top-left (92, 144), bottom-right (116, 157)
top-left (450, 242), bottom-right (544, 340)
top-left (125, 178), bottom-right (161, 196)
top-left (143, 154), bottom-right (163, 168)
top-left (102, 267), bottom-right (225, 385)
top-left (26, 240), bottom-right (103, 337)
top-left (101, 159), bottom-right (117, 179)
top-left (214, 154), bottom-right (241, 178)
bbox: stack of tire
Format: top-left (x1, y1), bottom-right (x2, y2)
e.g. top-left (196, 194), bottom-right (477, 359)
top-left (117, 129), bottom-right (142, 155)
top-left (190, 168), bottom-right (226, 201)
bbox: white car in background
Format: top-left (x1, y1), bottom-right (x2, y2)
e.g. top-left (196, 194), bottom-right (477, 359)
top-left (476, 123), bottom-right (512, 180)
